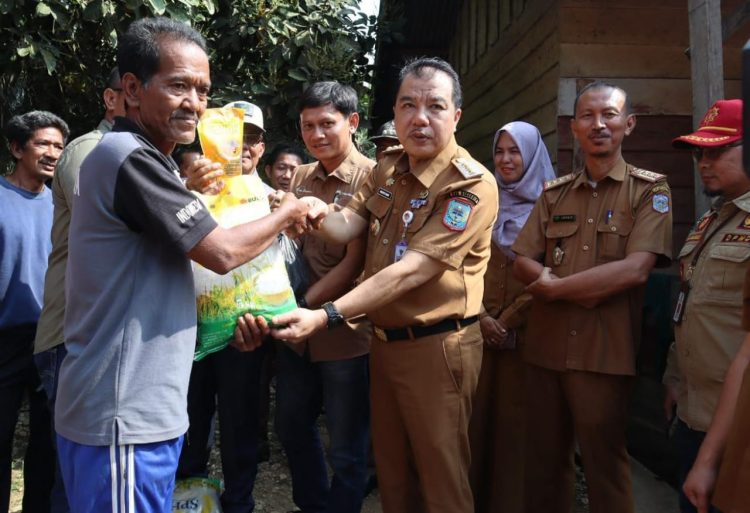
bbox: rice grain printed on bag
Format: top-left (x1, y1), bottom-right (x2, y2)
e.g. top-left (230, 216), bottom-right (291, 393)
top-left (193, 108), bottom-right (297, 361)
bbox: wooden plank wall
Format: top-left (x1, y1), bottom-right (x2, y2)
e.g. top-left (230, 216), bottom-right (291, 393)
top-left (448, 0), bottom-right (561, 170)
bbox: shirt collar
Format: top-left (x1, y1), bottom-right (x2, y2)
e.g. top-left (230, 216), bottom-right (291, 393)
top-left (572, 156), bottom-right (627, 188)
top-left (313, 146), bottom-right (367, 185)
top-left (408, 136), bottom-right (459, 188)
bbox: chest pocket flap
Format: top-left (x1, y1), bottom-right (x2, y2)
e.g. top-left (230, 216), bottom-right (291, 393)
top-left (708, 244), bottom-right (750, 263)
top-left (365, 194), bottom-right (391, 219)
top-left (545, 222), bottom-right (579, 239)
top-left (595, 215), bottom-right (634, 237)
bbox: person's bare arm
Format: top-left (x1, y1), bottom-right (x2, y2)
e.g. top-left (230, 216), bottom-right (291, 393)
top-left (526, 251), bottom-right (656, 308)
top-left (188, 193), bottom-right (308, 274)
top-left (513, 255), bottom-right (545, 285)
top-left (683, 333), bottom-right (750, 513)
top-left (302, 235), bottom-right (366, 308)
top-left (271, 250), bottom-right (448, 341)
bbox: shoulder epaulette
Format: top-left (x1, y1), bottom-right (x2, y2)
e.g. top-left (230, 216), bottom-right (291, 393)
top-left (452, 157), bottom-right (486, 179)
top-left (630, 167), bottom-right (666, 183)
top-left (543, 173), bottom-right (576, 191)
top-left (382, 144), bottom-right (403, 155)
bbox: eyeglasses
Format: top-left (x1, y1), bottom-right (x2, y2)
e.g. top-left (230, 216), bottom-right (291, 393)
top-left (692, 141), bottom-right (742, 161)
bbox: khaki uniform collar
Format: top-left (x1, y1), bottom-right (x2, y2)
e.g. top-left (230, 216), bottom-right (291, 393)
top-left (406, 136), bottom-right (459, 188)
top-left (313, 146), bottom-right (365, 185)
top-left (573, 156), bottom-right (627, 188)
top-left (731, 190), bottom-right (750, 214)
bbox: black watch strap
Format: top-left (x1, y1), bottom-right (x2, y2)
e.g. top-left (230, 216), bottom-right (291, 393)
top-left (321, 302), bottom-right (345, 330)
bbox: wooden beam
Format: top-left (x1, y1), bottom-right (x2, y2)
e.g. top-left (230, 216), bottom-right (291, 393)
top-left (687, 0), bottom-right (723, 216)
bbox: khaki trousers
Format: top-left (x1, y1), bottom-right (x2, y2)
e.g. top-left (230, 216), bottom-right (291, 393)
top-left (523, 364), bottom-right (634, 513)
top-left (370, 322), bottom-right (483, 513)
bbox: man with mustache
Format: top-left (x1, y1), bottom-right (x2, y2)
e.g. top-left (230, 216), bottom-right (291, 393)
top-left (1, 110), bottom-right (69, 513)
top-left (33, 67), bottom-right (126, 513)
top-left (512, 82), bottom-right (673, 513)
top-left (269, 58), bottom-right (499, 513)
top-left (53, 17), bottom-right (308, 513)
top-left (662, 99), bottom-right (747, 513)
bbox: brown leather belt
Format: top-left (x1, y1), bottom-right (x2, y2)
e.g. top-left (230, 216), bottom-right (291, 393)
top-left (373, 316), bottom-right (479, 342)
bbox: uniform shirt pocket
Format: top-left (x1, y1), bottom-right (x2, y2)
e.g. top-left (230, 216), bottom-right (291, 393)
top-left (699, 244), bottom-right (750, 302)
top-left (544, 222), bottom-right (579, 269)
top-left (597, 215), bottom-right (634, 262)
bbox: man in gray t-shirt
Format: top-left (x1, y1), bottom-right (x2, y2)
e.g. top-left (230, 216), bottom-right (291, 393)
top-left (54, 18), bottom-right (309, 513)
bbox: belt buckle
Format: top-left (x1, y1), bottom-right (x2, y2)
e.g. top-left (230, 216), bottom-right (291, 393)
top-left (374, 326), bottom-right (388, 341)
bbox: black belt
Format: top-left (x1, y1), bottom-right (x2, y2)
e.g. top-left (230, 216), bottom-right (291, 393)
top-left (374, 316), bottom-right (479, 342)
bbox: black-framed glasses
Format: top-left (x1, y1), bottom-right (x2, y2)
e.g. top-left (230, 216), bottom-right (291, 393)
top-left (692, 140), bottom-right (742, 161)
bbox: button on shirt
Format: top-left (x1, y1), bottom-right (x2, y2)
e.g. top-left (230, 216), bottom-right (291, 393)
top-left (512, 158), bottom-right (673, 375)
top-left (346, 138), bottom-right (498, 328)
top-left (290, 147), bottom-right (374, 361)
top-left (663, 192), bottom-right (750, 430)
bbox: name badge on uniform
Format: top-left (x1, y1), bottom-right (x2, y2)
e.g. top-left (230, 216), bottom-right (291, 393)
top-left (377, 187), bottom-right (393, 200)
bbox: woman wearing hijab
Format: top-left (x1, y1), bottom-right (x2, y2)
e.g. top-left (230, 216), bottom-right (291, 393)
top-left (469, 121), bottom-right (556, 513)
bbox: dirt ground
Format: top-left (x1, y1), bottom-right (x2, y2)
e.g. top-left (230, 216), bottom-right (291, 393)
top-left (10, 391), bottom-right (587, 513)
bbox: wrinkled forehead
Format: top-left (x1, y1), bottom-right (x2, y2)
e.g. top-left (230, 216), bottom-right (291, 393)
top-left (576, 86), bottom-right (627, 113)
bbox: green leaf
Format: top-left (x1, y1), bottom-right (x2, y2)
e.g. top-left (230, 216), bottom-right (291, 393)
top-left (83, 1), bottom-right (104, 21)
top-left (146, 0), bottom-right (167, 15)
top-left (40, 47), bottom-right (57, 74)
top-left (36, 2), bottom-right (52, 16)
top-left (0, 0), bottom-right (14, 15)
top-left (288, 68), bottom-right (307, 81)
top-left (16, 45), bottom-right (33, 57)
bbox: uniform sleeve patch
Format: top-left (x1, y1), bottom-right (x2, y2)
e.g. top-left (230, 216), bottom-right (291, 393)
top-left (652, 194), bottom-right (670, 213)
top-left (442, 198), bottom-right (473, 231)
top-left (448, 190), bottom-right (480, 205)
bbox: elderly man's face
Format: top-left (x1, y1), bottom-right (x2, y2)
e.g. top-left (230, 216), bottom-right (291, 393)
top-left (393, 69), bottom-right (461, 164)
top-left (128, 38), bottom-right (210, 154)
top-left (241, 127), bottom-right (265, 174)
top-left (11, 127), bottom-right (65, 180)
top-left (266, 152), bottom-right (303, 192)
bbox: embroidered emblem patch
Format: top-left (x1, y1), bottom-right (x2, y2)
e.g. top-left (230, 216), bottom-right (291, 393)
top-left (722, 233), bottom-right (750, 243)
top-left (377, 187), bottom-right (393, 200)
top-left (442, 199), bottom-right (473, 231)
top-left (410, 198), bottom-right (428, 209)
top-left (448, 190), bottom-right (480, 205)
top-left (738, 214), bottom-right (750, 230)
top-left (652, 194), bottom-right (669, 213)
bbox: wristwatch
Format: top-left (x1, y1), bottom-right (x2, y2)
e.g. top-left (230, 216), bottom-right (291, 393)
top-left (321, 302), bottom-right (345, 330)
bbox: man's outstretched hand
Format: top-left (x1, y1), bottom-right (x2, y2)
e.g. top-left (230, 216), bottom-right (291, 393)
top-left (271, 308), bottom-right (328, 342)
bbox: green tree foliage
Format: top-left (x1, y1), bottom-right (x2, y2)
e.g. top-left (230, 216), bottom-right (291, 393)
top-left (0, 0), bottom-right (377, 169)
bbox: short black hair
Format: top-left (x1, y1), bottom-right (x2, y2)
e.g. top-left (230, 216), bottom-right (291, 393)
top-left (266, 144), bottom-right (308, 168)
top-left (107, 66), bottom-right (121, 89)
top-left (299, 81), bottom-right (358, 116)
top-left (398, 57), bottom-right (463, 109)
top-left (6, 110), bottom-right (70, 152)
top-left (573, 81), bottom-right (632, 117)
top-left (117, 17), bottom-right (207, 85)
top-left (172, 140), bottom-right (202, 168)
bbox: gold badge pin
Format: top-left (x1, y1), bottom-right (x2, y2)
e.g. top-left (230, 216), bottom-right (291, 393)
top-left (552, 246), bottom-right (565, 266)
top-left (371, 219), bottom-right (381, 236)
top-left (385, 178), bottom-right (395, 187)
top-left (419, 190), bottom-right (429, 199)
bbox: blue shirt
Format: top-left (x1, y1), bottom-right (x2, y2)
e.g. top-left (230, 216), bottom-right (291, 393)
top-left (0, 176), bottom-right (53, 329)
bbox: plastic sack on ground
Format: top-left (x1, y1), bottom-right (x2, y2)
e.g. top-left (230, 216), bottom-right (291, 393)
top-left (172, 477), bottom-right (222, 513)
top-left (198, 107), bottom-right (244, 176)
top-left (193, 173), bottom-right (297, 361)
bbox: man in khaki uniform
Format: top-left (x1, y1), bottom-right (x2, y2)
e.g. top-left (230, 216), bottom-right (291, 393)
top-left (512, 82), bottom-right (673, 513)
top-left (662, 99), bottom-right (749, 513)
top-left (277, 81), bottom-right (373, 513)
top-left (270, 58), bottom-right (498, 513)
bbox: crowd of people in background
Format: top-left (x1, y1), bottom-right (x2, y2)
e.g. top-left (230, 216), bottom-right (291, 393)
top-left (1, 14), bottom-right (748, 513)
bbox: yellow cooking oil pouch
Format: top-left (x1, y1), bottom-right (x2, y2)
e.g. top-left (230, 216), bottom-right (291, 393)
top-left (192, 172), bottom-right (297, 360)
top-left (197, 107), bottom-right (244, 176)
top-left (172, 477), bottom-right (222, 513)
